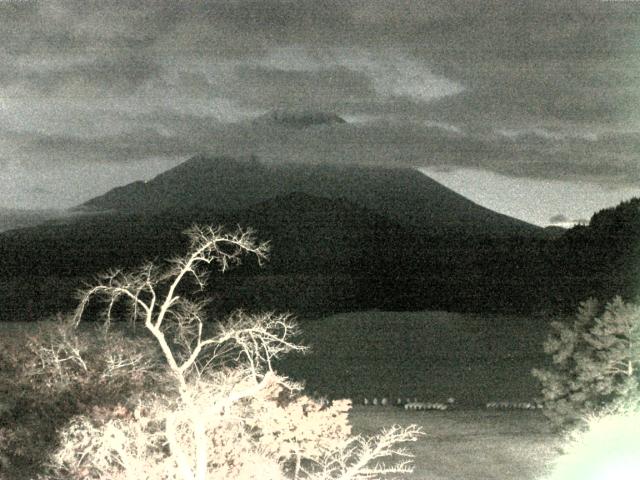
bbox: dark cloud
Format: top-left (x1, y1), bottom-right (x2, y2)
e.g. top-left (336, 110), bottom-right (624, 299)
top-left (7, 115), bottom-right (638, 190)
top-left (369, 1), bottom-right (640, 126)
top-left (208, 0), bottom-right (355, 37)
top-left (4, 1), bottom-right (637, 122)
top-left (549, 214), bottom-right (569, 224)
top-left (7, 121), bottom-right (211, 164)
top-left (5, 54), bottom-right (161, 97)
top-left (225, 65), bottom-right (376, 110)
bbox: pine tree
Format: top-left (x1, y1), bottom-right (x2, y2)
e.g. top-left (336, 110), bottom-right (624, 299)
top-left (532, 297), bottom-right (640, 427)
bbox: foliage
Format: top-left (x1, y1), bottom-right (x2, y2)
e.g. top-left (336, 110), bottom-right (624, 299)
top-left (35, 225), bottom-right (422, 480)
top-left (300, 425), bottom-right (423, 480)
top-left (532, 296), bottom-right (640, 427)
top-left (27, 315), bottom-right (162, 390)
top-left (0, 316), bottom-right (161, 479)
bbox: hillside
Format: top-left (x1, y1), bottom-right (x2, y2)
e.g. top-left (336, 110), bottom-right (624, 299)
top-left (2, 192), bottom-right (402, 276)
top-left (0, 193), bottom-right (420, 319)
top-left (0, 187), bottom-right (558, 321)
top-left (0, 208), bottom-right (67, 233)
top-left (549, 197), bottom-right (640, 302)
top-left (78, 155), bottom-right (542, 237)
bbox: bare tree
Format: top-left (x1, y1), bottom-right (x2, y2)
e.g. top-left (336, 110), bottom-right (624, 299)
top-left (74, 225), bottom-right (275, 390)
top-left (44, 225), bottom-right (422, 480)
top-left (302, 425), bottom-right (424, 480)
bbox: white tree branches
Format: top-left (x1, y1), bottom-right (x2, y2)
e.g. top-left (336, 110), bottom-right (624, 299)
top-left (73, 226), bottom-right (270, 390)
top-left (48, 225), bottom-right (423, 480)
top-left (303, 425), bottom-right (423, 480)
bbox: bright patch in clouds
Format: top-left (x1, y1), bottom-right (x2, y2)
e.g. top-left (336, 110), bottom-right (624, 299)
top-left (424, 121), bottom-right (462, 134)
top-left (419, 167), bottom-right (640, 227)
top-left (357, 52), bottom-right (464, 102)
top-left (496, 127), bottom-right (599, 142)
top-left (259, 46), bottom-right (464, 103)
top-left (1, 158), bottom-right (184, 210)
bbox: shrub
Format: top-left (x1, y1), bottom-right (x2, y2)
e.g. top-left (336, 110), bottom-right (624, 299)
top-left (34, 226), bottom-right (422, 480)
top-left (0, 316), bottom-right (162, 479)
top-left (532, 296), bottom-right (640, 428)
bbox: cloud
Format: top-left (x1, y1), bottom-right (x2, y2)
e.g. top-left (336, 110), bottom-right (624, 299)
top-left (7, 0), bottom-right (635, 125)
top-left (549, 214), bottom-right (569, 224)
top-left (3, 54), bottom-right (161, 98)
top-left (408, 2), bottom-right (640, 127)
top-left (549, 214), bottom-right (589, 227)
top-left (1, 0), bottom-right (638, 208)
top-left (222, 64), bottom-right (376, 110)
top-left (3, 111), bottom-right (639, 190)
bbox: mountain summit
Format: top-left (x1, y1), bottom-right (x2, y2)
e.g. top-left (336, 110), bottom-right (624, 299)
top-left (78, 155), bottom-right (541, 237)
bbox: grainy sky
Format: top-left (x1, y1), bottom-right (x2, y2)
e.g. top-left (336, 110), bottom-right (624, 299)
top-left (1, 0), bottom-right (639, 226)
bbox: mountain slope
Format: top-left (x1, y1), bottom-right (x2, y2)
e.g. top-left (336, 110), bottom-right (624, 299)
top-left (0, 192), bottom-right (419, 319)
top-left (2, 192), bottom-right (408, 277)
top-left (0, 208), bottom-right (67, 233)
top-left (78, 155), bottom-right (541, 237)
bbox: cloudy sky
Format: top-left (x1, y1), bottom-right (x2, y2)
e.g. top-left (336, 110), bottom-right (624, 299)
top-left (1, 0), bottom-right (639, 226)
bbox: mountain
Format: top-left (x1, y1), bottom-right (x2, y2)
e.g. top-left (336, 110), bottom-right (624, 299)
top-left (77, 155), bottom-right (542, 237)
top-left (0, 192), bottom-right (421, 319)
top-left (0, 185), bottom-right (563, 320)
top-left (2, 192), bottom-right (405, 277)
top-left (3, 190), bottom-right (635, 320)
